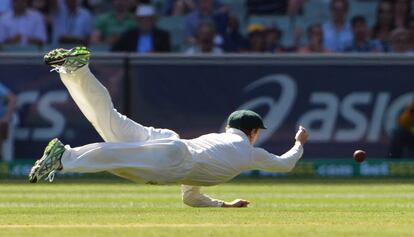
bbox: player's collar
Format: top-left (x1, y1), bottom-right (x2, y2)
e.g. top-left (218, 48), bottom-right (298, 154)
top-left (225, 128), bottom-right (249, 142)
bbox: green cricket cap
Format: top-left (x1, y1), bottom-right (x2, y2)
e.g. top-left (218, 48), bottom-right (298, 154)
top-left (227, 110), bottom-right (267, 130)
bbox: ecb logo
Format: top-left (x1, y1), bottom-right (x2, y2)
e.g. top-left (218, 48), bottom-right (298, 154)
top-left (233, 74), bottom-right (413, 145)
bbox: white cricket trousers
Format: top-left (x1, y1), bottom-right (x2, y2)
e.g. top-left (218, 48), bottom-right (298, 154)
top-left (58, 66), bottom-right (193, 184)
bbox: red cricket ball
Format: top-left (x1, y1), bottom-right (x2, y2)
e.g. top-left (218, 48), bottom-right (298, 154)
top-left (353, 150), bottom-right (366, 163)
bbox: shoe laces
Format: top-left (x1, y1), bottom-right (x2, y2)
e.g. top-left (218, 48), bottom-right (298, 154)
top-left (50, 66), bottom-right (68, 74)
top-left (46, 170), bottom-right (56, 183)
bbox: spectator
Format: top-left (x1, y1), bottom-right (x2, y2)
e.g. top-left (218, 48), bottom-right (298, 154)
top-left (164, 0), bottom-right (196, 16)
top-left (186, 21), bottom-right (222, 54)
top-left (322, 0), bottom-right (353, 52)
top-left (344, 16), bottom-right (383, 53)
top-left (372, 0), bottom-right (394, 52)
top-left (394, 0), bottom-right (411, 29)
top-left (30, 0), bottom-right (53, 43)
top-left (185, 0), bottom-right (228, 45)
top-left (390, 27), bottom-right (411, 53)
top-left (389, 100), bottom-right (414, 158)
top-left (90, 0), bottom-right (136, 45)
top-left (298, 24), bottom-right (330, 53)
top-left (0, 0), bottom-right (11, 16)
top-left (0, 82), bottom-right (17, 162)
top-left (50, 0), bottom-right (93, 46)
top-left (264, 25), bottom-right (284, 53)
top-left (243, 23), bottom-right (266, 53)
top-left (408, 16), bottom-right (414, 50)
top-left (222, 15), bottom-right (244, 52)
top-left (112, 5), bottom-right (171, 53)
top-left (0, 0), bottom-right (47, 46)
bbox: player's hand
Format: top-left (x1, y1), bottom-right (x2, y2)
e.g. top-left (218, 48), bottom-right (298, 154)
top-left (222, 199), bottom-right (250, 208)
top-left (295, 126), bottom-right (308, 145)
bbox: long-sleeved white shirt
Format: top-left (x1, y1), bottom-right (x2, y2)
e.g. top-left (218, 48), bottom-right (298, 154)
top-left (180, 128), bottom-right (304, 207)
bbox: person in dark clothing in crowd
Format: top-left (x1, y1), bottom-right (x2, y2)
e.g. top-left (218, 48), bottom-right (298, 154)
top-left (372, 0), bottom-right (395, 52)
top-left (111, 4), bottom-right (170, 53)
top-left (242, 23), bottom-right (266, 53)
top-left (264, 25), bottom-right (285, 53)
top-left (344, 15), bottom-right (383, 52)
top-left (222, 15), bottom-right (244, 52)
top-left (394, 0), bottom-right (411, 29)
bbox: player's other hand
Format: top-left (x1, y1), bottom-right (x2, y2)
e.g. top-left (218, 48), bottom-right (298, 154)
top-left (222, 199), bottom-right (250, 208)
top-left (295, 126), bottom-right (309, 146)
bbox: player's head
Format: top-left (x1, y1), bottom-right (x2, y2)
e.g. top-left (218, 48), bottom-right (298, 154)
top-left (351, 15), bottom-right (368, 41)
top-left (226, 110), bottom-right (267, 145)
top-left (135, 5), bottom-right (157, 33)
top-left (196, 21), bottom-right (216, 52)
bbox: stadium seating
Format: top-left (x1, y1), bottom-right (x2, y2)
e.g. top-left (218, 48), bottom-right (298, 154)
top-left (157, 16), bottom-right (186, 52)
top-left (302, 0), bottom-right (330, 26)
top-left (221, 0), bottom-right (247, 21)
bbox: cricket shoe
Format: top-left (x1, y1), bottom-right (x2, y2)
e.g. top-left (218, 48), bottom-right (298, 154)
top-left (44, 46), bottom-right (90, 73)
top-left (28, 138), bottom-right (65, 183)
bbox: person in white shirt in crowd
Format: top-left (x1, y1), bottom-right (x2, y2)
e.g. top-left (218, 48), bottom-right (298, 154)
top-left (0, 82), bottom-right (17, 162)
top-left (0, 0), bottom-right (46, 46)
top-left (322, 0), bottom-right (353, 52)
top-left (29, 46), bottom-right (308, 208)
top-left (49, 0), bottom-right (93, 46)
top-left (186, 21), bottom-right (223, 54)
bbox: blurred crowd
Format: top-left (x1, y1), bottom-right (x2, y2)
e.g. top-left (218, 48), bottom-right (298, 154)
top-left (0, 0), bottom-right (414, 54)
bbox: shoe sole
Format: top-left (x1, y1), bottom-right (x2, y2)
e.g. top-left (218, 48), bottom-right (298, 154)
top-left (28, 138), bottom-right (59, 183)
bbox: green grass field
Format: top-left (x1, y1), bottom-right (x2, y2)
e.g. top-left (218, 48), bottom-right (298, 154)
top-left (0, 178), bottom-right (413, 237)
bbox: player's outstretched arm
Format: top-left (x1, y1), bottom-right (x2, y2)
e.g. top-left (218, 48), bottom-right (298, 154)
top-left (252, 126), bottom-right (309, 172)
top-left (181, 185), bottom-right (250, 208)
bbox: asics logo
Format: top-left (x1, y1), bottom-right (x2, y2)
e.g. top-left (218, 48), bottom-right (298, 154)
top-left (231, 74), bottom-right (297, 146)
top-left (230, 74), bottom-right (413, 144)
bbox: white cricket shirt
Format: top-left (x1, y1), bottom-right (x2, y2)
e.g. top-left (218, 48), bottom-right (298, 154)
top-left (181, 128), bottom-right (304, 186)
